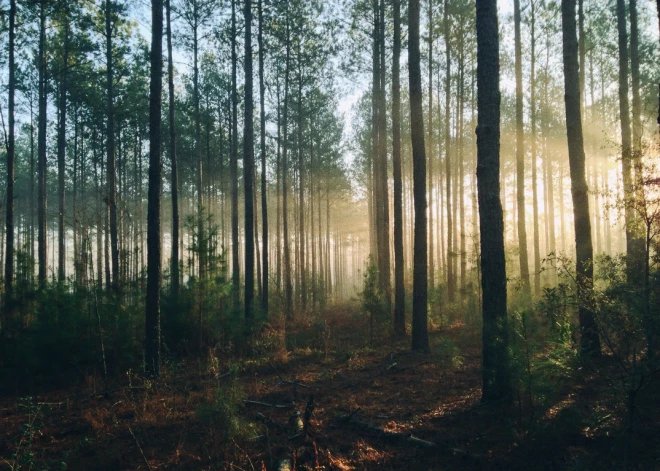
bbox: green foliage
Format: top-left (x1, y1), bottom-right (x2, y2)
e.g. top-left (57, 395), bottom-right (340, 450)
top-left (430, 336), bottom-right (464, 369)
top-left (196, 372), bottom-right (256, 441)
top-left (359, 256), bottom-right (388, 343)
top-left (2, 398), bottom-right (68, 471)
top-left (163, 212), bottom-right (234, 354)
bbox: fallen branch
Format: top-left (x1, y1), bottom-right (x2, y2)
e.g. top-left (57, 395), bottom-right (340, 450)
top-left (335, 413), bottom-right (485, 460)
top-left (387, 361), bottom-right (431, 373)
top-left (267, 362), bottom-right (310, 392)
top-left (128, 426), bottom-right (153, 471)
top-left (255, 412), bottom-right (287, 432)
top-left (244, 400), bottom-right (292, 409)
top-left (335, 413), bottom-right (435, 448)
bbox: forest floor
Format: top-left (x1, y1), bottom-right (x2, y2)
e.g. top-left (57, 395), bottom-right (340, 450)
top-left (1, 306), bottom-right (659, 470)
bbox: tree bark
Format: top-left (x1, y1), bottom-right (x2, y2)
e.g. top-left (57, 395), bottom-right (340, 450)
top-left (428, 0), bottom-right (435, 291)
top-left (409, 0), bottom-right (429, 352)
top-left (231, 0), bottom-right (240, 310)
top-left (5, 0), bottom-right (16, 302)
top-left (444, 0), bottom-right (454, 303)
top-left (38, 0), bottom-right (47, 289)
top-left (476, 0), bottom-right (511, 402)
top-left (258, 0), bottom-right (268, 315)
top-left (616, 0), bottom-right (639, 280)
top-left (283, 6), bottom-right (293, 318)
top-left (166, 0), bottom-right (179, 298)
top-left (514, 0), bottom-right (531, 298)
top-left (105, 0), bottom-right (120, 292)
top-left (530, 0), bottom-right (541, 298)
top-left (244, 0), bottom-right (255, 334)
top-left (392, 0), bottom-right (405, 337)
top-left (145, 0), bottom-right (163, 377)
top-left (57, 16), bottom-right (70, 283)
top-left (561, 0), bottom-right (601, 357)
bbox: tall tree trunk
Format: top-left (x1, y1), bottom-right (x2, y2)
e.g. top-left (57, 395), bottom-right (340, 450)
top-left (191, 3), bottom-right (205, 280)
top-left (561, 0), bottom-right (601, 357)
top-left (444, 0), bottom-right (454, 303)
top-left (145, 0), bottom-right (163, 377)
top-left (377, 0), bottom-right (391, 312)
top-left (106, 0), bottom-right (120, 292)
top-left (38, 0), bottom-right (47, 289)
top-left (297, 61), bottom-right (306, 312)
top-left (166, 0), bottom-right (179, 298)
top-left (276, 82), bottom-right (282, 291)
top-left (428, 0), bottom-right (435, 291)
top-left (58, 17), bottom-right (70, 283)
top-left (458, 27), bottom-right (466, 299)
top-left (514, 0), bottom-right (531, 298)
top-left (30, 97), bottom-right (35, 277)
top-left (258, 0), bottom-right (268, 315)
top-left (231, 0), bottom-right (240, 310)
top-left (616, 0), bottom-right (639, 279)
top-left (244, 0), bottom-right (255, 334)
top-left (530, 0), bottom-right (541, 297)
top-left (392, 0), bottom-right (405, 336)
top-left (476, 0), bottom-right (511, 402)
top-left (283, 7), bottom-right (293, 318)
top-left (5, 0), bottom-right (16, 302)
top-left (409, 0), bottom-right (429, 352)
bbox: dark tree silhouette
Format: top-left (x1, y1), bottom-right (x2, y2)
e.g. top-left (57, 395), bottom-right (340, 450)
top-left (258, 0), bottom-right (268, 316)
top-left (561, 0), bottom-right (600, 357)
top-left (392, 0), bottom-right (405, 337)
top-left (166, 0), bottom-right (179, 298)
top-left (244, 0), bottom-right (255, 334)
top-left (476, 0), bottom-right (511, 402)
top-left (409, 0), bottom-right (429, 352)
top-left (5, 0), bottom-right (16, 303)
top-left (145, 0), bottom-right (164, 376)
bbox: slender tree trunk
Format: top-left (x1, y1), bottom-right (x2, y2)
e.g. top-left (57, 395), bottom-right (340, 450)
top-left (5, 0), bottom-right (16, 302)
top-left (106, 0), bottom-right (120, 292)
top-left (392, 0), bottom-right (405, 336)
top-left (629, 0), bottom-right (646, 264)
top-left (377, 0), bottom-right (391, 312)
top-left (476, 0), bottom-right (511, 402)
top-left (297, 61), bottom-right (306, 312)
top-left (244, 0), bottom-right (255, 334)
top-left (458, 29), bottom-right (466, 299)
top-left (192, 4), bottom-right (205, 280)
top-left (409, 0), bottom-right (429, 352)
top-left (444, 0), bottom-right (454, 303)
top-left (514, 0), bottom-right (531, 298)
top-left (561, 0), bottom-right (601, 357)
top-left (145, 0), bottom-right (163, 377)
top-left (428, 0), bottom-right (435, 291)
top-left (616, 0), bottom-right (639, 280)
top-left (276, 82), bottom-right (282, 291)
top-left (231, 0), bottom-right (240, 310)
top-left (30, 98), bottom-right (35, 277)
top-left (283, 8), bottom-right (293, 318)
top-left (258, 0), bottom-right (268, 315)
top-left (166, 0), bottom-right (179, 298)
top-left (57, 17), bottom-right (70, 283)
top-left (530, 1), bottom-right (541, 297)
top-left (38, 0), bottom-right (47, 289)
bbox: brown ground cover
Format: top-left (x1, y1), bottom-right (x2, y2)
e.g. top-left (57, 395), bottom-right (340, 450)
top-left (1, 309), bottom-right (658, 470)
